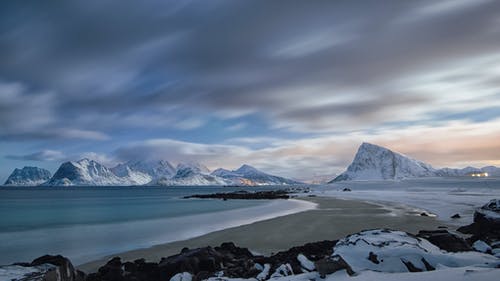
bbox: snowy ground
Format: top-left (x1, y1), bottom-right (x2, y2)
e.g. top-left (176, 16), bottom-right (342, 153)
top-left (199, 267), bottom-right (499, 281)
top-left (315, 178), bottom-right (500, 226)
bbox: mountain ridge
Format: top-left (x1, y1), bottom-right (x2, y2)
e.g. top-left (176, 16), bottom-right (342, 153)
top-left (4, 159), bottom-right (301, 186)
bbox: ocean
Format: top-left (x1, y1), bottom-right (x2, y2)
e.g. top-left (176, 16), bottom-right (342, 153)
top-left (0, 186), bottom-right (313, 265)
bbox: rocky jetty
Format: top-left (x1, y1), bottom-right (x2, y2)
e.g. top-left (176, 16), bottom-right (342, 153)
top-left (184, 190), bottom-right (291, 200)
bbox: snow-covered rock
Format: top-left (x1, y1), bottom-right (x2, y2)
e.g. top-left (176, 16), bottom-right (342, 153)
top-left (477, 199), bottom-right (500, 221)
top-left (331, 143), bottom-right (437, 182)
top-left (270, 263), bottom-right (294, 278)
top-left (472, 240), bottom-right (492, 254)
top-left (333, 229), bottom-right (499, 273)
top-left (0, 254), bottom-right (82, 281)
top-left (0, 264), bottom-right (57, 281)
top-left (255, 264), bottom-right (271, 280)
top-left (169, 272), bottom-right (192, 281)
top-left (297, 254), bottom-right (315, 271)
top-left (46, 159), bottom-right (128, 186)
top-left (212, 164), bottom-right (302, 186)
top-left (4, 166), bottom-right (52, 186)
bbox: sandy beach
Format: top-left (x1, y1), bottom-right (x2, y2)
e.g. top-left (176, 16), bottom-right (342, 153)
top-left (78, 196), bottom-right (446, 273)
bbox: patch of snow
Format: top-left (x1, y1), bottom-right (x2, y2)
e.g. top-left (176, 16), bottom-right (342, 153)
top-left (255, 263), bottom-right (270, 280)
top-left (297, 254), bottom-right (315, 271)
top-left (472, 240), bottom-right (492, 253)
top-left (270, 263), bottom-right (294, 278)
top-left (169, 272), bottom-right (192, 281)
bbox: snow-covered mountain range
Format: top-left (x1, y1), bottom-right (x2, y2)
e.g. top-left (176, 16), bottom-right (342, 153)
top-left (3, 166), bottom-right (52, 186)
top-left (212, 164), bottom-right (302, 186)
top-left (331, 142), bottom-right (500, 182)
top-left (4, 159), bottom-right (301, 186)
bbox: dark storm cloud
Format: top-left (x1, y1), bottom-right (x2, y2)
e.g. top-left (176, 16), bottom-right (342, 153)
top-left (1, 0), bottom-right (500, 139)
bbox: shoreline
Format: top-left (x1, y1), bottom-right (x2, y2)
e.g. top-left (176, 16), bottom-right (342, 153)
top-left (0, 197), bottom-right (316, 267)
top-left (77, 196), bottom-right (447, 273)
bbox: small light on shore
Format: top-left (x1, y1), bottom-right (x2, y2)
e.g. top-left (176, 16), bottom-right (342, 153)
top-left (470, 172), bottom-right (488, 177)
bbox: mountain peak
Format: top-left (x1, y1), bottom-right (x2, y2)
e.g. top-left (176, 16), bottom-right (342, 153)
top-left (331, 142), bottom-right (436, 182)
top-left (176, 162), bottom-right (210, 174)
top-left (235, 164), bottom-right (259, 174)
top-left (4, 166), bottom-right (52, 186)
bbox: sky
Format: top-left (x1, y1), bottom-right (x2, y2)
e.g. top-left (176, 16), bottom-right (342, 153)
top-left (1, 0), bottom-right (500, 182)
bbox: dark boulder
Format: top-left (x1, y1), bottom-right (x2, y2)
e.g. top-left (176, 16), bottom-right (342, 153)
top-left (457, 199), bottom-right (500, 245)
top-left (417, 230), bottom-right (472, 252)
top-left (315, 255), bottom-right (355, 278)
top-left (451, 213), bottom-right (461, 219)
top-left (158, 246), bottom-right (224, 280)
top-left (97, 257), bottom-right (124, 281)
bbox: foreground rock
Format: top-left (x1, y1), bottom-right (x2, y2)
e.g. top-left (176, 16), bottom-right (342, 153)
top-left (416, 230), bottom-right (472, 252)
top-left (184, 190), bottom-right (292, 200)
top-left (1, 255), bottom-right (84, 281)
top-left (333, 229), bottom-right (498, 273)
top-left (85, 227), bottom-right (500, 281)
top-left (458, 199), bottom-right (500, 250)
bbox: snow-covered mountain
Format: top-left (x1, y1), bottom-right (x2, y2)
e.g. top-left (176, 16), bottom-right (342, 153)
top-left (481, 166), bottom-right (500, 176)
top-left (111, 160), bottom-right (176, 185)
top-left (212, 164), bottom-right (302, 185)
top-left (331, 142), bottom-right (500, 182)
top-left (46, 158), bottom-right (128, 186)
top-left (4, 166), bottom-right (52, 186)
top-left (154, 162), bottom-right (228, 186)
top-left (437, 166), bottom-right (500, 177)
top-left (331, 142), bottom-right (437, 182)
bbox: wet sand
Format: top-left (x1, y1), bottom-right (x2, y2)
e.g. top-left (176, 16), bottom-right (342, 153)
top-left (78, 196), bottom-right (446, 273)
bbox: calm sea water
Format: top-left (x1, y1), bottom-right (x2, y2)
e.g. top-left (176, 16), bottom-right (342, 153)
top-left (0, 186), bottom-right (290, 265)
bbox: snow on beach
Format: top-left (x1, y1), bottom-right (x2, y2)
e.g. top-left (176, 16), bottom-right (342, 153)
top-left (316, 178), bottom-right (500, 225)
